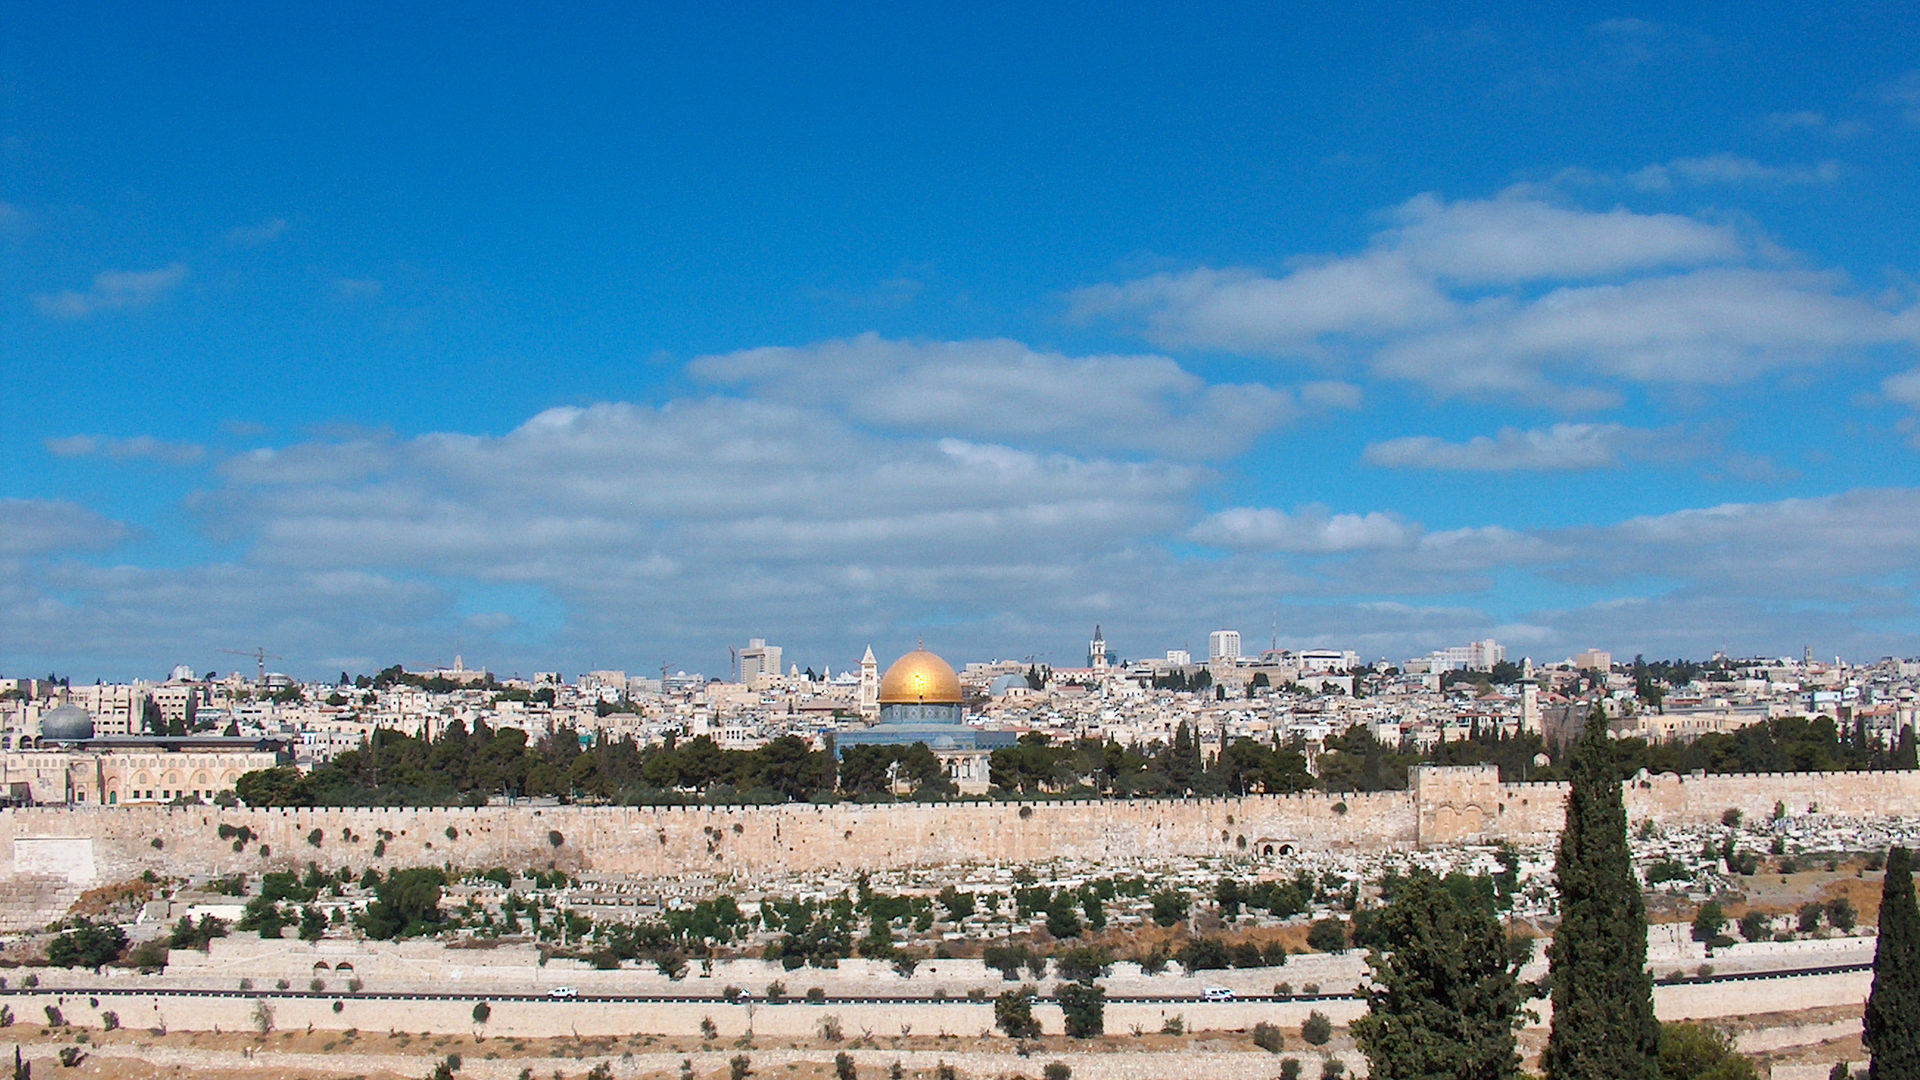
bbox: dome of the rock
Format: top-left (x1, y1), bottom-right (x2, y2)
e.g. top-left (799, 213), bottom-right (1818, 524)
top-left (877, 648), bottom-right (963, 705)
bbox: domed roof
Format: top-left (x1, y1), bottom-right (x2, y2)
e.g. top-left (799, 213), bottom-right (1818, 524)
top-left (878, 648), bottom-right (963, 705)
top-left (40, 704), bottom-right (94, 742)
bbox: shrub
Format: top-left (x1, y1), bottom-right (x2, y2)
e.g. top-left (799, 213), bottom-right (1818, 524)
top-left (307, 829), bottom-right (325, 848)
top-left (1306, 918), bottom-right (1348, 953)
top-left (834, 1052), bottom-right (856, 1080)
top-left (806, 987), bottom-right (827, 1004)
top-left (1160, 1014), bottom-right (1184, 1036)
top-left (1043, 1064), bottom-right (1071, 1080)
top-left (99, 1011), bottom-right (118, 1032)
top-left (58, 1048), bottom-right (84, 1069)
top-left (1658, 1022), bottom-right (1758, 1080)
top-left (472, 1002), bottom-right (491, 1024)
top-left (765, 981), bottom-right (787, 1003)
top-left (820, 1015), bottom-right (843, 1042)
top-left (1301, 1010), bottom-right (1332, 1046)
top-left (700, 1017), bottom-right (718, 1041)
top-left (1319, 1059), bottom-right (1345, 1080)
top-left (729, 1054), bottom-right (751, 1080)
top-left (547, 830), bottom-right (565, 848)
top-left (1280, 1061), bottom-right (1303, 1080)
top-left (43, 1006), bottom-right (64, 1028)
top-left (1691, 902), bottom-right (1727, 943)
top-left (1253, 1021), bottom-right (1284, 1052)
top-left (936, 1064), bottom-right (956, 1080)
top-left (1176, 936), bottom-right (1231, 972)
top-left (1829, 897), bottom-right (1858, 932)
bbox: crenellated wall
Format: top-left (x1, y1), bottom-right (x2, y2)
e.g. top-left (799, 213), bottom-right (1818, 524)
top-left (4, 767), bottom-right (1919, 928)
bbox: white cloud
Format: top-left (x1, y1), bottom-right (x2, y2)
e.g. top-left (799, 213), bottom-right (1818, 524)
top-left (690, 333), bottom-right (1308, 458)
top-left (1371, 268), bottom-right (1917, 402)
top-left (45, 434), bottom-right (206, 466)
top-left (1186, 505), bottom-right (1418, 554)
top-left (205, 400), bottom-right (1206, 601)
top-left (1760, 110), bottom-right (1868, 137)
top-left (1384, 194), bottom-right (1742, 283)
top-left (34, 263), bottom-right (190, 319)
top-left (224, 218), bottom-right (288, 246)
top-left (1067, 255), bottom-right (1456, 352)
top-left (1067, 196), bottom-right (1742, 355)
top-left (1885, 368), bottom-right (1920, 408)
top-left (0, 499), bottom-right (132, 557)
top-left (1881, 71), bottom-right (1920, 126)
top-left (1625, 155), bottom-right (1843, 189)
top-left (1365, 423), bottom-right (1628, 471)
top-left (1359, 422), bottom-right (1726, 472)
top-left (1072, 193), bottom-right (1920, 404)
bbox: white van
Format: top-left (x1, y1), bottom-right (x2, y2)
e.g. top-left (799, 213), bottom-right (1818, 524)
top-left (1201, 986), bottom-right (1235, 1001)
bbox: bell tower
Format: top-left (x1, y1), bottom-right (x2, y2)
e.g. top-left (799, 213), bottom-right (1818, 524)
top-left (858, 645), bottom-right (879, 720)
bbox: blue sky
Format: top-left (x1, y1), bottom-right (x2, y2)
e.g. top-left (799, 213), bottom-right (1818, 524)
top-left (6, 4), bottom-right (1920, 680)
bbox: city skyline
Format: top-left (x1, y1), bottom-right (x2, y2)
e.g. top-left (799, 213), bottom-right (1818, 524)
top-left (7, 6), bottom-right (1920, 679)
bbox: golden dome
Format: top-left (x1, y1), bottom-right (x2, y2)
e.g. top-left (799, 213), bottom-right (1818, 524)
top-left (877, 648), bottom-right (964, 705)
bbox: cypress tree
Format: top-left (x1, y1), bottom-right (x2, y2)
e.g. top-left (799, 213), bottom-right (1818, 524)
top-left (1544, 706), bottom-right (1659, 1080)
top-left (1866, 846), bottom-right (1920, 1079)
top-left (1352, 870), bottom-right (1524, 1080)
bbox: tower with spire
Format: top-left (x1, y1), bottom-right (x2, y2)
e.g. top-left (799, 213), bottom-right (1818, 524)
top-left (858, 645), bottom-right (880, 720)
top-left (1089, 625), bottom-right (1107, 671)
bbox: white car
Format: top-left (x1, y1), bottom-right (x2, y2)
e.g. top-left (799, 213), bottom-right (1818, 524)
top-left (1201, 987), bottom-right (1235, 1001)
top-left (547, 986), bottom-right (578, 998)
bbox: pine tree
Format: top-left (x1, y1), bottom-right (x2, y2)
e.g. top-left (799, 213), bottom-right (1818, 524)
top-left (1352, 870), bottom-right (1524, 1080)
top-left (1866, 846), bottom-right (1920, 1079)
top-left (1544, 706), bottom-right (1659, 1080)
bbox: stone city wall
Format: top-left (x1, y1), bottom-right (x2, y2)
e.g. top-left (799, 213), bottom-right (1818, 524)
top-left (2, 768), bottom-right (1918, 911)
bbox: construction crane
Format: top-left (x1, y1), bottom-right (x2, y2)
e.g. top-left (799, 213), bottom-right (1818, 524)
top-left (220, 647), bottom-right (282, 685)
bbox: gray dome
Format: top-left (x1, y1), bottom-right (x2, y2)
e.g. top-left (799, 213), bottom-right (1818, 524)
top-left (39, 704), bottom-right (94, 742)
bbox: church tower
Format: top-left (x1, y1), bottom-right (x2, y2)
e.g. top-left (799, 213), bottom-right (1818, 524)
top-left (1089, 625), bottom-right (1107, 671)
top-left (858, 645), bottom-right (879, 720)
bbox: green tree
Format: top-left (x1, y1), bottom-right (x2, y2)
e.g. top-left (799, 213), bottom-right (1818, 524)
top-left (233, 766), bottom-right (314, 807)
top-left (1866, 846), bottom-right (1920, 1080)
top-left (1544, 707), bottom-right (1659, 1080)
top-left (994, 986), bottom-right (1041, 1038)
top-left (1351, 870), bottom-right (1524, 1080)
top-left (359, 867), bottom-right (448, 940)
top-left (1691, 902), bottom-right (1727, 944)
top-left (45, 919), bottom-right (127, 969)
top-left (1056, 979), bottom-right (1105, 1038)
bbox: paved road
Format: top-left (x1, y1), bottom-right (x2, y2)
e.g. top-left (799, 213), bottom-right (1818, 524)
top-left (0, 960), bottom-right (1871, 1005)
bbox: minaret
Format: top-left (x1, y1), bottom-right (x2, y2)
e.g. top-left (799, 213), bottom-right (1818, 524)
top-left (858, 646), bottom-right (879, 720)
top-left (1089, 625), bottom-right (1107, 672)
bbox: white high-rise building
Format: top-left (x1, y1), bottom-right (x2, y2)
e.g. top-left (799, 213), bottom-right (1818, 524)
top-left (738, 638), bottom-right (783, 689)
top-left (1208, 630), bottom-right (1242, 663)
